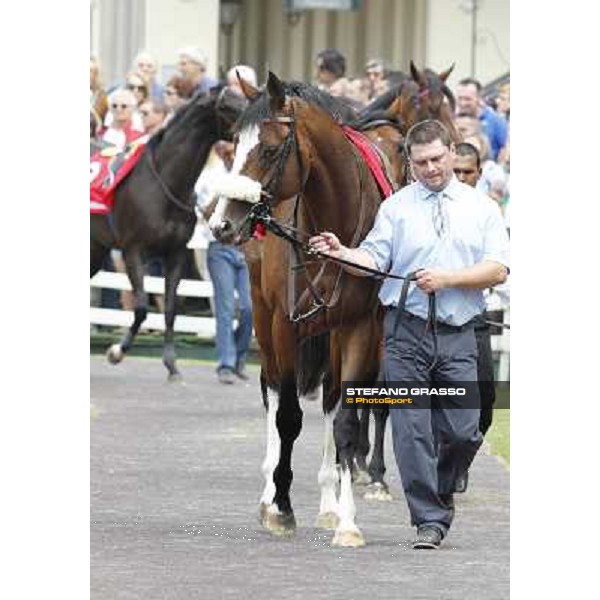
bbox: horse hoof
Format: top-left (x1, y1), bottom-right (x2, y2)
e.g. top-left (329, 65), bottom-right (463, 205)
top-left (106, 344), bottom-right (124, 364)
top-left (352, 469), bottom-right (372, 486)
top-left (315, 512), bottom-right (339, 530)
top-left (364, 482), bottom-right (393, 502)
top-left (258, 502), bottom-right (270, 525)
top-left (264, 508), bottom-right (296, 536)
top-left (331, 528), bottom-right (366, 548)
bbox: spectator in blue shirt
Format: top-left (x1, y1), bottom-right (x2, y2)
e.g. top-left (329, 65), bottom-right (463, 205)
top-left (456, 78), bottom-right (508, 161)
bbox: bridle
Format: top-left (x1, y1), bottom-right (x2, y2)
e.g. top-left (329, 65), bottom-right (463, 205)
top-left (226, 99), bottom-right (445, 368)
top-left (228, 103), bottom-right (378, 323)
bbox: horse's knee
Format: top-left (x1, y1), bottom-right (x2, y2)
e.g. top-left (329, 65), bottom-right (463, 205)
top-left (276, 406), bottom-right (303, 442)
top-left (133, 306), bottom-right (147, 324)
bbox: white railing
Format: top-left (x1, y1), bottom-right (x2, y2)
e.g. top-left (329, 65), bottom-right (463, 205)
top-left (90, 271), bottom-right (217, 338)
top-left (90, 271), bottom-right (510, 379)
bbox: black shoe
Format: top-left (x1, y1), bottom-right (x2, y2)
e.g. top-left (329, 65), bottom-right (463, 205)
top-left (455, 472), bottom-right (469, 493)
top-left (412, 526), bottom-right (443, 550)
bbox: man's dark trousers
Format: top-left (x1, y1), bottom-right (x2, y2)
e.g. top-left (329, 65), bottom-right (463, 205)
top-left (384, 309), bottom-right (483, 534)
top-left (474, 313), bottom-right (496, 436)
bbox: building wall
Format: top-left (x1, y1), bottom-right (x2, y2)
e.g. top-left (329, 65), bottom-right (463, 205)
top-left (425, 0), bottom-right (510, 87)
top-left (90, 0), bottom-right (220, 88)
top-left (90, 0), bottom-right (509, 90)
top-left (145, 0), bottom-right (220, 82)
top-left (220, 0), bottom-right (428, 84)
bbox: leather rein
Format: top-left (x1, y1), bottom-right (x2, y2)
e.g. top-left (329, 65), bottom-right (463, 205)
top-left (236, 108), bottom-right (436, 332)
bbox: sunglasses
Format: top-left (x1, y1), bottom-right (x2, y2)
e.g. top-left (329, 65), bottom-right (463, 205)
top-left (111, 103), bottom-right (132, 110)
top-left (127, 84), bottom-right (145, 92)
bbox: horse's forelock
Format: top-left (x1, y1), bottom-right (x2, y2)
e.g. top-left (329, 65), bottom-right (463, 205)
top-left (236, 80), bottom-right (352, 131)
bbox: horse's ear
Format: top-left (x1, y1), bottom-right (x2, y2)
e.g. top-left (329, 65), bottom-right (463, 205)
top-left (438, 63), bottom-right (455, 83)
top-left (385, 95), bottom-right (403, 120)
top-left (410, 60), bottom-right (427, 89)
top-left (266, 71), bottom-right (286, 111)
top-left (236, 70), bottom-right (260, 100)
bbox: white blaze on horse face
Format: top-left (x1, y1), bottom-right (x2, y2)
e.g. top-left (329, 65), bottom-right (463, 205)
top-left (210, 124), bottom-right (261, 231)
top-left (232, 124), bottom-right (260, 176)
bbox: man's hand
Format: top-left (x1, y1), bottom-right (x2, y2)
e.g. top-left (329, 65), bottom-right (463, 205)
top-left (309, 232), bottom-right (378, 276)
top-left (309, 232), bottom-right (346, 259)
top-left (415, 268), bottom-right (451, 294)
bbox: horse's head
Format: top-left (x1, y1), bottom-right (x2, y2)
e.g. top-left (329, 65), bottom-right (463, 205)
top-left (405, 61), bottom-right (461, 143)
top-left (213, 84), bottom-right (249, 141)
top-left (211, 72), bottom-right (327, 245)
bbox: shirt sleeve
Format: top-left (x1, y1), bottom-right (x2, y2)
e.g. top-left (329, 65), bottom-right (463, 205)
top-left (481, 197), bottom-right (510, 271)
top-left (194, 159), bottom-right (227, 211)
top-left (358, 197), bottom-right (397, 272)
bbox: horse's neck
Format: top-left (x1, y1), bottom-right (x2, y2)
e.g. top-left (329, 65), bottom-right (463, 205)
top-left (301, 122), bottom-right (380, 243)
top-left (154, 120), bottom-right (218, 192)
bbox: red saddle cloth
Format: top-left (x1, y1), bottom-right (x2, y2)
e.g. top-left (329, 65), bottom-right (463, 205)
top-left (341, 125), bottom-right (395, 199)
top-left (90, 136), bottom-right (149, 214)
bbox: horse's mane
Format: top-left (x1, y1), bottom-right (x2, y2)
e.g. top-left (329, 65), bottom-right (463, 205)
top-left (147, 89), bottom-right (215, 149)
top-left (237, 80), bottom-right (356, 130)
top-left (350, 108), bottom-right (401, 132)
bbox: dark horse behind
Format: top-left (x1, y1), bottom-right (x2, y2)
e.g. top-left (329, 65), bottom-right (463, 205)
top-left (90, 87), bottom-right (246, 380)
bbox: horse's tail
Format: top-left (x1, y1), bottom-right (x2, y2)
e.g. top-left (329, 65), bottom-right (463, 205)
top-left (296, 333), bottom-right (330, 398)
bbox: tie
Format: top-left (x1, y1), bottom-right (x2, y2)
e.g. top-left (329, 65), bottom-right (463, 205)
top-left (431, 192), bottom-right (445, 238)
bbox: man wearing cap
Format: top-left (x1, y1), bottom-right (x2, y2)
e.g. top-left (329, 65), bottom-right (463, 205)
top-left (177, 47), bottom-right (219, 96)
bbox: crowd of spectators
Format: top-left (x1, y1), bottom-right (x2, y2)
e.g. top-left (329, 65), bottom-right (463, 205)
top-left (91, 45), bottom-right (510, 380)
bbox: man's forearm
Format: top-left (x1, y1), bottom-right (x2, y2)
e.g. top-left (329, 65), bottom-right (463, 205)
top-left (338, 248), bottom-right (378, 277)
top-left (445, 261), bottom-right (508, 289)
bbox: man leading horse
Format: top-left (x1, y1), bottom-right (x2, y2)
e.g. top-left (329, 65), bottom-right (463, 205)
top-left (309, 119), bottom-right (509, 549)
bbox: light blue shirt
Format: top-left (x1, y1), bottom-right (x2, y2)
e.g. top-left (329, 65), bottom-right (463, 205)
top-left (359, 176), bottom-right (510, 326)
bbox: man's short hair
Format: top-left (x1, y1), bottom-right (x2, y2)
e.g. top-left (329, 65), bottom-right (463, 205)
top-left (365, 58), bottom-right (385, 74)
top-left (178, 46), bottom-right (208, 70)
top-left (455, 142), bottom-right (481, 169)
top-left (316, 48), bottom-right (346, 78)
top-left (458, 77), bottom-right (482, 93)
top-left (406, 120), bottom-right (453, 155)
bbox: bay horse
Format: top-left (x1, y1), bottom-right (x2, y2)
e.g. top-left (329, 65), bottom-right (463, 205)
top-left (90, 88), bottom-right (246, 380)
top-left (209, 73), bottom-right (394, 547)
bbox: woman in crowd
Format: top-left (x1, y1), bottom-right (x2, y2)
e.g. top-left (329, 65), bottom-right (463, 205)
top-left (99, 88), bottom-right (145, 150)
top-left (90, 56), bottom-right (108, 123)
top-left (162, 74), bottom-right (196, 123)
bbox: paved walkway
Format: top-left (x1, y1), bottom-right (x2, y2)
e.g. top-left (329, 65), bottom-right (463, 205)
top-left (91, 357), bottom-right (509, 600)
